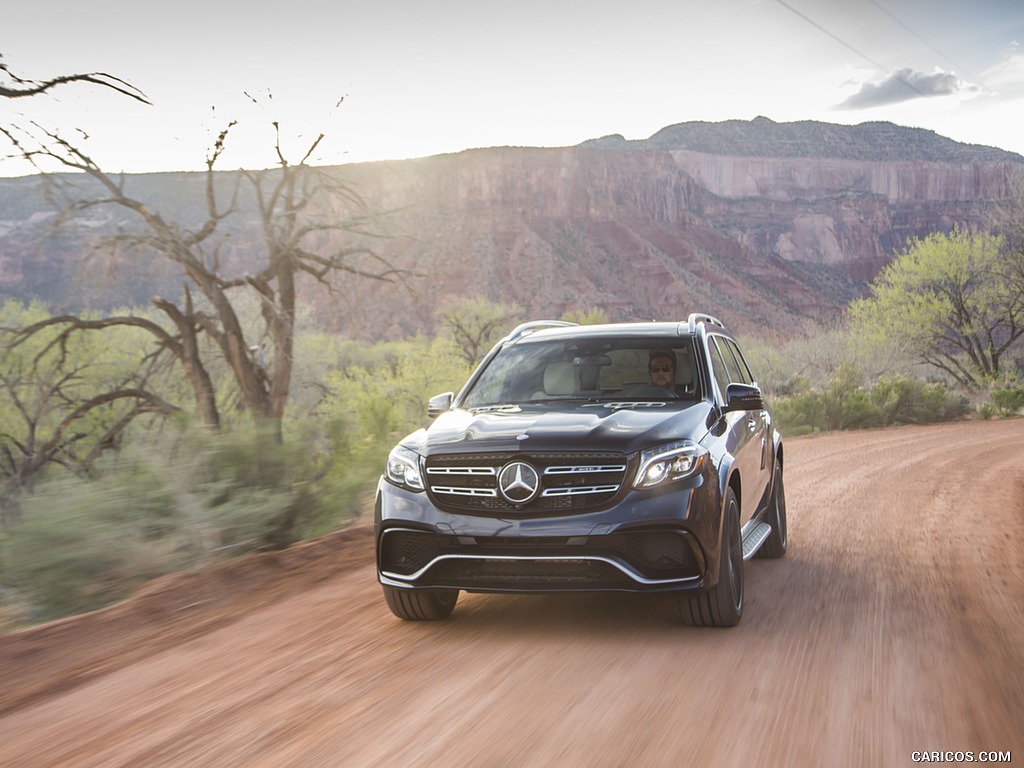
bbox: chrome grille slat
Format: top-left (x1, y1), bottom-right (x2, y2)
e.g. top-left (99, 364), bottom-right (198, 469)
top-left (424, 451), bottom-right (630, 515)
top-left (427, 467), bottom-right (497, 476)
top-left (542, 485), bottom-right (619, 497)
top-left (545, 465), bottom-right (627, 475)
top-left (432, 486), bottom-right (499, 497)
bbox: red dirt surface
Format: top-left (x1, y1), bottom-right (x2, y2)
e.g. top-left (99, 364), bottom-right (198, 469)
top-left (1, 419), bottom-right (1022, 766)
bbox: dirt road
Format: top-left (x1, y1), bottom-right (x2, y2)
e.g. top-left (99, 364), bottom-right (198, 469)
top-left (1, 419), bottom-right (1022, 767)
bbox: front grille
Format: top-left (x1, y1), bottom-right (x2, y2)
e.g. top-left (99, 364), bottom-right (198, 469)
top-left (424, 451), bottom-right (630, 515)
top-left (379, 529), bottom-right (702, 585)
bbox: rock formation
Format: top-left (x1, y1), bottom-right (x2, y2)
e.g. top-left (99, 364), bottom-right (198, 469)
top-left (1, 118), bottom-right (1021, 337)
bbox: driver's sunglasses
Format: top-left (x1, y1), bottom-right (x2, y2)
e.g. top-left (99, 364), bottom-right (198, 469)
top-left (649, 365), bottom-right (674, 373)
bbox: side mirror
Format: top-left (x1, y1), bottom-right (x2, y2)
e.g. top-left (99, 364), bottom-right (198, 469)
top-left (724, 383), bottom-right (764, 412)
top-left (427, 391), bottom-right (454, 418)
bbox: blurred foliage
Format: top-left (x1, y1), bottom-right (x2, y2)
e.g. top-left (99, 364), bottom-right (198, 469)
top-left (174, 424), bottom-right (326, 552)
top-left (2, 466), bottom-right (184, 622)
top-left (740, 319), bottom-right (909, 394)
top-left (560, 307), bottom-right (610, 325)
top-left (0, 423), bottom-right (334, 624)
top-left (0, 329), bottom-right (476, 625)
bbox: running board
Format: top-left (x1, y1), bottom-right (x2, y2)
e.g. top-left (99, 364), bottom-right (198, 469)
top-left (742, 521), bottom-right (773, 560)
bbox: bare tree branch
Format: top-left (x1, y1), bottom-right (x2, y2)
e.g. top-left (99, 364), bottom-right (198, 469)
top-left (3, 110), bottom-right (405, 445)
top-left (0, 57), bottom-right (150, 104)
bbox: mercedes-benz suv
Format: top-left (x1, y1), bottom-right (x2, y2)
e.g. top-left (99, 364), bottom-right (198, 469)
top-left (374, 313), bottom-right (786, 627)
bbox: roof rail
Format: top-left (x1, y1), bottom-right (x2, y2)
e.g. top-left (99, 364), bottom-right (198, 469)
top-left (687, 313), bottom-right (725, 334)
top-left (505, 320), bottom-right (577, 342)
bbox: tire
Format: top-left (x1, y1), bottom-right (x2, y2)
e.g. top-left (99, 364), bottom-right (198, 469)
top-left (678, 487), bottom-right (744, 627)
top-left (383, 585), bottom-right (459, 621)
top-left (757, 459), bottom-right (788, 559)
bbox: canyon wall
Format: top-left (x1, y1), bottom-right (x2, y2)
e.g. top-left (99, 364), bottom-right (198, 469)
top-left (1, 119), bottom-right (1021, 338)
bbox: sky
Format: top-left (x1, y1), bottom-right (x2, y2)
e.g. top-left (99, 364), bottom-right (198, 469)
top-left (2, 0), bottom-right (1023, 177)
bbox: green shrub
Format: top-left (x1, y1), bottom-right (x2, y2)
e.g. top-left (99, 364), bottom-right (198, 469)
top-left (870, 376), bottom-right (970, 425)
top-left (318, 434), bottom-right (390, 530)
top-left (1, 470), bottom-right (186, 621)
top-left (773, 370), bottom-right (968, 434)
top-left (772, 391), bottom-right (826, 436)
top-left (0, 424), bottom-right (343, 623)
top-left (170, 424), bottom-right (332, 552)
top-left (991, 387), bottom-right (1024, 417)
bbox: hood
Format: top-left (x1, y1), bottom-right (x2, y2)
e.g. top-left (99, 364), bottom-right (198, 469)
top-left (412, 401), bottom-right (715, 456)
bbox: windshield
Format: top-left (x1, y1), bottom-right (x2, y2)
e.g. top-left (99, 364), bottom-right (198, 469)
top-left (460, 336), bottom-right (700, 408)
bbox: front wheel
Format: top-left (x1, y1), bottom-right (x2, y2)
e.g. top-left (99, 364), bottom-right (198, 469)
top-left (757, 459), bottom-right (788, 559)
top-left (383, 585), bottom-right (459, 620)
top-left (678, 487), bottom-right (744, 627)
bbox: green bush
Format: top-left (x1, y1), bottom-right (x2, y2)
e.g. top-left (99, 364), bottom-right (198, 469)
top-left (773, 371), bottom-right (969, 435)
top-left (0, 425), bottom-right (344, 623)
top-left (318, 433), bottom-right (390, 529)
top-left (772, 391), bottom-right (826, 436)
top-left (1, 469), bottom-right (186, 621)
top-left (870, 376), bottom-right (970, 425)
top-left (168, 424), bottom-right (333, 552)
top-left (991, 387), bottom-right (1024, 417)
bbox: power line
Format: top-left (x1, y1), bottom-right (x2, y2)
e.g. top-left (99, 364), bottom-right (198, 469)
top-left (868, 0), bottom-right (974, 80)
top-left (771, 0), bottom-right (931, 99)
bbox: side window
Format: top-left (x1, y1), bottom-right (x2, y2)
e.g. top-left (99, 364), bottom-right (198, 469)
top-left (675, 346), bottom-right (697, 396)
top-left (721, 338), bottom-right (754, 385)
top-left (707, 338), bottom-right (732, 401)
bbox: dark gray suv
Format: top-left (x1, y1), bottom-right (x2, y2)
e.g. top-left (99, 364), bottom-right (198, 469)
top-left (374, 314), bottom-right (786, 627)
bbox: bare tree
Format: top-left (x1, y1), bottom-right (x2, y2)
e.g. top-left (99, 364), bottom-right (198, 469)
top-left (2, 120), bottom-right (400, 441)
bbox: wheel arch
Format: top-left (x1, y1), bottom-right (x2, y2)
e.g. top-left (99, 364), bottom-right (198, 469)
top-left (717, 453), bottom-right (742, 517)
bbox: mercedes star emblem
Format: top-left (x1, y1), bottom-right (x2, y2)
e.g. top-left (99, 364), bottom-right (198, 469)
top-left (497, 461), bottom-right (541, 504)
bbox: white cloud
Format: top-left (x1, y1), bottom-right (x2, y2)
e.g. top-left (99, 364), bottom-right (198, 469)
top-left (836, 67), bottom-right (978, 110)
top-left (982, 48), bottom-right (1024, 93)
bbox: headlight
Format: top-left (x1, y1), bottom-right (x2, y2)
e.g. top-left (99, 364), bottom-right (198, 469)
top-left (633, 441), bottom-right (707, 490)
top-left (386, 445), bottom-right (425, 491)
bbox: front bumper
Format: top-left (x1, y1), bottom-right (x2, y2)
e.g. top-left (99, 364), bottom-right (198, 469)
top-left (375, 473), bottom-right (721, 594)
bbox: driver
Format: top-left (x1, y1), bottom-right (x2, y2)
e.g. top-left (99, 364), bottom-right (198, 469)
top-left (649, 350), bottom-right (677, 391)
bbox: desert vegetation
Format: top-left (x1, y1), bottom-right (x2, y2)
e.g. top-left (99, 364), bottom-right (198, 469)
top-left (2, 286), bottom-right (1021, 627)
top-left (0, 54), bottom-right (1021, 630)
